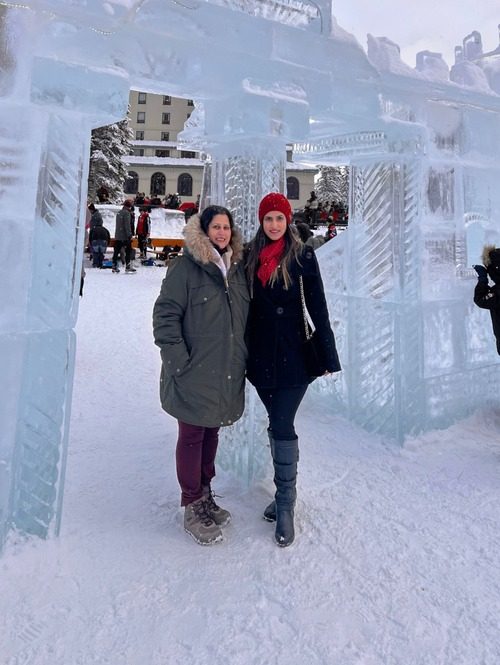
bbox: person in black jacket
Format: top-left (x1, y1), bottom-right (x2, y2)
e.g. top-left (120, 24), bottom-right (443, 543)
top-left (245, 193), bottom-right (341, 547)
top-left (473, 245), bottom-right (500, 355)
top-left (89, 217), bottom-right (111, 268)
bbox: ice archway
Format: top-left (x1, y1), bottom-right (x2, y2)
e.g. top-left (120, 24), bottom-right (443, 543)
top-left (1, 0), bottom-right (500, 550)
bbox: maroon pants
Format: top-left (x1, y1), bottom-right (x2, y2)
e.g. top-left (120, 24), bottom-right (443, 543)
top-left (176, 421), bottom-right (220, 506)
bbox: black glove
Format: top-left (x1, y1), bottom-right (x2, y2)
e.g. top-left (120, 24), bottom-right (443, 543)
top-left (473, 265), bottom-right (488, 283)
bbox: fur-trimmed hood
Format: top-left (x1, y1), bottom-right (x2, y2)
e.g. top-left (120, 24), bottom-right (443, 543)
top-left (183, 214), bottom-right (243, 265)
top-left (482, 244), bottom-right (497, 267)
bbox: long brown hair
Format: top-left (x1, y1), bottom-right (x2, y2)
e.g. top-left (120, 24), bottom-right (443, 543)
top-left (245, 224), bottom-right (303, 291)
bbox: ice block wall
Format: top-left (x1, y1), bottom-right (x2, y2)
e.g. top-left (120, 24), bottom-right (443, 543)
top-left (298, 36), bottom-right (500, 440)
top-left (0, 5), bottom-right (131, 550)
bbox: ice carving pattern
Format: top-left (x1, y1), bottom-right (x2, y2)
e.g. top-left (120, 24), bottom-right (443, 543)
top-left (213, 149), bottom-right (284, 480)
top-left (347, 161), bottom-right (420, 437)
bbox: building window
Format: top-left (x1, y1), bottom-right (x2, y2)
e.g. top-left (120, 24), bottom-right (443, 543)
top-left (163, 95), bottom-right (171, 105)
top-left (162, 112), bottom-right (170, 125)
top-left (137, 111), bottom-right (145, 124)
top-left (187, 99), bottom-right (194, 106)
top-left (135, 130), bottom-right (144, 140)
top-left (180, 151), bottom-right (196, 159)
top-left (177, 173), bottom-right (193, 197)
top-left (151, 172), bottom-right (166, 196)
top-left (124, 171), bottom-right (139, 195)
top-left (155, 149), bottom-right (170, 158)
top-left (138, 92), bottom-right (147, 104)
top-left (161, 132), bottom-right (170, 141)
top-left (131, 148), bottom-right (144, 156)
top-left (286, 176), bottom-right (300, 200)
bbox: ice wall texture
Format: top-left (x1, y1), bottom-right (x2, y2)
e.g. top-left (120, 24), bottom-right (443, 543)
top-left (1, 0), bottom-right (500, 549)
top-left (298, 34), bottom-right (500, 440)
top-left (0, 6), bottom-right (130, 550)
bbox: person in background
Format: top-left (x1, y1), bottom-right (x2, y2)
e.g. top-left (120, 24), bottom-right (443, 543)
top-left (136, 206), bottom-right (151, 260)
top-left (245, 193), bottom-right (341, 548)
top-left (96, 184), bottom-right (110, 203)
top-left (296, 222), bottom-right (325, 251)
top-left (153, 205), bottom-right (249, 546)
top-left (89, 216), bottom-right (111, 268)
top-left (88, 203), bottom-right (103, 231)
top-left (80, 205), bottom-right (91, 296)
top-left (473, 245), bottom-right (500, 355)
top-left (324, 222), bottom-right (337, 241)
top-left (112, 200), bottom-right (136, 273)
top-left (304, 190), bottom-right (319, 227)
top-left (295, 222), bottom-right (313, 244)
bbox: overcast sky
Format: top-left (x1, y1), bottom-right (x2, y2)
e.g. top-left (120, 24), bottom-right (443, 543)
top-left (333, 1), bottom-right (499, 67)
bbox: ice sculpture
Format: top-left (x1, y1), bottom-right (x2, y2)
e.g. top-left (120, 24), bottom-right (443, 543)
top-left (1, 0), bottom-right (499, 551)
top-left (297, 31), bottom-right (500, 439)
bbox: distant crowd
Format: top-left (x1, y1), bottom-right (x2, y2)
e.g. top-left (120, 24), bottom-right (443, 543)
top-left (295, 190), bottom-right (348, 229)
top-left (96, 184), bottom-right (200, 219)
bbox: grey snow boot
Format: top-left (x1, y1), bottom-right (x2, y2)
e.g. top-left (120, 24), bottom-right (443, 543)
top-left (184, 498), bottom-right (223, 545)
top-left (202, 486), bottom-right (231, 527)
top-left (273, 438), bottom-right (299, 547)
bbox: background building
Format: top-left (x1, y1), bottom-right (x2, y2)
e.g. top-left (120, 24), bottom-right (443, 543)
top-left (125, 91), bottom-right (316, 208)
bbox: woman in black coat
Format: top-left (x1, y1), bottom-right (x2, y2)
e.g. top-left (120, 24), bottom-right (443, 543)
top-left (245, 193), bottom-right (341, 547)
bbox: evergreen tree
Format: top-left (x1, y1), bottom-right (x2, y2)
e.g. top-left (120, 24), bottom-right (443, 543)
top-left (88, 115), bottom-right (133, 203)
top-left (315, 165), bottom-right (350, 207)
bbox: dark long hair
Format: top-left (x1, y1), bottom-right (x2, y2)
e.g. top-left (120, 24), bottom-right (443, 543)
top-left (245, 224), bottom-right (302, 291)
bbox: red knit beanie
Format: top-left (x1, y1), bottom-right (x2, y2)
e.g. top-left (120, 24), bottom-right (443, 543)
top-left (258, 193), bottom-right (292, 225)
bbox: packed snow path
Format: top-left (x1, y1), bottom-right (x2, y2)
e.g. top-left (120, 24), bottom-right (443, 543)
top-left (2, 266), bottom-right (500, 665)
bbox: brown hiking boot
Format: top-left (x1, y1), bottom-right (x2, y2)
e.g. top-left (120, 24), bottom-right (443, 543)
top-left (184, 498), bottom-right (223, 545)
top-left (202, 486), bottom-right (231, 527)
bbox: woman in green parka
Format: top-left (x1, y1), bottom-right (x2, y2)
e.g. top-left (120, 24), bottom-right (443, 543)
top-left (153, 205), bottom-right (249, 546)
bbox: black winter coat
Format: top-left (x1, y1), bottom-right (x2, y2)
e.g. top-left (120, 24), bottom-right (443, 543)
top-left (89, 224), bottom-right (110, 244)
top-left (474, 281), bottom-right (500, 355)
top-left (246, 247), bottom-right (341, 388)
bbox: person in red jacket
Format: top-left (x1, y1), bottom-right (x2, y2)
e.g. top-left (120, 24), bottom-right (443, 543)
top-left (136, 206), bottom-right (151, 259)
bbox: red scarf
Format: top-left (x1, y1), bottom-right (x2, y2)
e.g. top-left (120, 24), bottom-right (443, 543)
top-left (257, 236), bottom-right (285, 287)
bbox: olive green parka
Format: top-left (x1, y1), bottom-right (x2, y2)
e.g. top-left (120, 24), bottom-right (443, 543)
top-left (153, 214), bottom-right (249, 427)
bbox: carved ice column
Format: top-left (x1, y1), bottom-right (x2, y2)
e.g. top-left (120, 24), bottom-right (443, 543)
top-left (345, 155), bottom-right (424, 439)
top-left (211, 143), bottom-right (286, 483)
top-left (0, 7), bottom-right (129, 550)
top-left (299, 131), bottom-right (426, 441)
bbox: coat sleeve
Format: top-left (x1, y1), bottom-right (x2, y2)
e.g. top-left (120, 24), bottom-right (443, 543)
top-left (301, 249), bottom-right (341, 372)
top-left (474, 282), bottom-right (500, 310)
top-left (152, 259), bottom-right (191, 375)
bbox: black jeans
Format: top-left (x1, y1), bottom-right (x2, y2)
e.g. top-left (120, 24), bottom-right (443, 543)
top-left (256, 385), bottom-right (308, 440)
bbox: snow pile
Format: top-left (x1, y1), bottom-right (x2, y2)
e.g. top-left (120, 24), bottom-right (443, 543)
top-left (1, 267), bottom-right (499, 665)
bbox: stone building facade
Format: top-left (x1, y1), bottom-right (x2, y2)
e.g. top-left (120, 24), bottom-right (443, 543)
top-left (124, 91), bottom-right (316, 208)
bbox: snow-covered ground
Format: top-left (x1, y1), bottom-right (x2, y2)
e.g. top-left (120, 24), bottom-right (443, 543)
top-left (2, 263), bottom-right (500, 665)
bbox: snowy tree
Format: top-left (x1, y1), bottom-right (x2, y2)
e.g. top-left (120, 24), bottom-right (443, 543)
top-left (315, 165), bottom-right (350, 207)
top-left (87, 115), bottom-right (133, 203)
